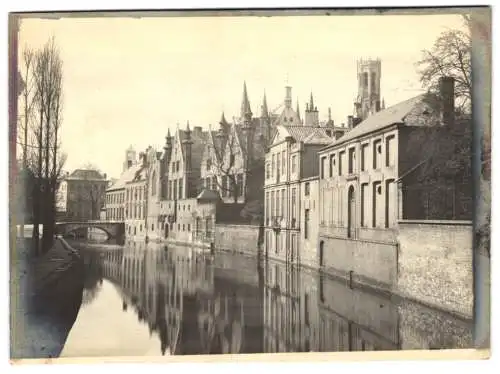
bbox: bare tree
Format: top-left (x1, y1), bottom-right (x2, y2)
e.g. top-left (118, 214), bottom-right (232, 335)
top-left (17, 46), bottom-right (36, 238)
top-left (24, 37), bottom-right (66, 255)
top-left (210, 131), bottom-right (243, 204)
top-left (80, 163), bottom-right (107, 220)
top-left (402, 18), bottom-right (473, 221)
top-left (416, 16), bottom-right (472, 112)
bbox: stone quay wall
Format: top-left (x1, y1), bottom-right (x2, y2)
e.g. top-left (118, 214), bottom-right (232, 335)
top-left (397, 220), bottom-right (473, 318)
top-left (214, 224), bottom-right (262, 256)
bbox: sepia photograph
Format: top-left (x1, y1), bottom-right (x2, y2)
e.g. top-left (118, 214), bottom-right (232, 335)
top-left (7, 5), bottom-right (491, 364)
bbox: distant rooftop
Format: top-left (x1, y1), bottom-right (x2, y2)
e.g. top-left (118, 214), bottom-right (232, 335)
top-left (66, 169), bottom-right (107, 181)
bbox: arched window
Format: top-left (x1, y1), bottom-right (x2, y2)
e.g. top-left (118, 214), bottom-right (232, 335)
top-left (151, 171), bottom-right (157, 196)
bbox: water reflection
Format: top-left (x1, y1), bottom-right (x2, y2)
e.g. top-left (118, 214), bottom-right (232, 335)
top-left (63, 242), bottom-right (473, 357)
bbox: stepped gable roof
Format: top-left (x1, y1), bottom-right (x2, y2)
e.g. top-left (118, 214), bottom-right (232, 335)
top-left (178, 128), bottom-right (209, 170)
top-left (211, 130), bottom-right (227, 161)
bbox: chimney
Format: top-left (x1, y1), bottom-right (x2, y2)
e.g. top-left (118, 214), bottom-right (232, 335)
top-left (193, 126), bottom-right (203, 137)
top-left (439, 76), bottom-right (455, 126)
top-left (103, 173), bottom-right (107, 180)
top-left (347, 115), bottom-right (354, 128)
top-left (140, 152), bottom-right (147, 167)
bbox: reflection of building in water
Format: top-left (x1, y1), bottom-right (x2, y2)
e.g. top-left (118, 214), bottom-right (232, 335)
top-left (263, 260), bottom-right (320, 352)
top-left (211, 252), bottom-right (264, 353)
top-left (317, 272), bottom-right (399, 351)
top-left (263, 259), bottom-right (400, 353)
top-left (99, 244), bottom-right (260, 355)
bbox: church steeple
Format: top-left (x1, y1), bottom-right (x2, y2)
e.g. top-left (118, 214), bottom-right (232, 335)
top-left (261, 91), bottom-right (269, 118)
top-left (305, 92), bottom-right (319, 127)
top-left (296, 98), bottom-right (301, 123)
top-left (309, 92), bottom-right (315, 111)
top-left (240, 81), bottom-right (252, 119)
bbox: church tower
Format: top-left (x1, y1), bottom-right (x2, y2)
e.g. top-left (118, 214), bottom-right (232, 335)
top-left (304, 92), bottom-right (319, 127)
top-left (123, 145), bottom-right (137, 172)
top-left (354, 58), bottom-right (382, 121)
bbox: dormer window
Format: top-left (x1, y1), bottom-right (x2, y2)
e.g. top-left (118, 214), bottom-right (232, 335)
top-left (206, 158), bottom-right (212, 171)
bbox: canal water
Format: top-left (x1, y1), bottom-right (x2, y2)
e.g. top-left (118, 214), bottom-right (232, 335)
top-left (60, 240), bottom-right (474, 358)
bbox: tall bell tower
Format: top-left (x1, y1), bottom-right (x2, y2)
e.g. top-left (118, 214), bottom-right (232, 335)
top-left (354, 58), bottom-right (382, 121)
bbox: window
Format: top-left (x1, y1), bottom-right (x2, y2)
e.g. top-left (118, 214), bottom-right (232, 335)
top-left (177, 224), bottom-right (180, 231)
top-left (151, 171), bottom-right (157, 196)
top-left (168, 180), bottom-right (172, 200)
top-left (348, 148), bottom-right (355, 174)
top-left (179, 178), bottom-right (183, 199)
top-left (361, 144), bottom-right (369, 171)
top-left (229, 154), bottom-right (235, 167)
top-left (152, 224), bottom-right (154, 231)
top-left (291, 188), bottom-right (297, 226)
top-left (371, 72), bottom-right (376, 92)
top-left (221, 176), bottom-right (227, 197)
top-left (321, 156), bottom-right (327, 179)
top-left (276, 153), bottom-right (280, 176)
top-left (173, 179), bottom-right (177, 200)
top-left (361, 183), bottom-right (368, 227)
top-left (281, 189), bottom-right (285, 218)
top-left (271, 191), bottom-right (275, 217)
top-left (339, 151), bottom-right (345, 175)
top-left (176, 161), bottom-right (180, 172)
top-left (373, 139), bottom-right (382, 169)
top-left (282, 151), bottom-right (286, 175)
top-left (291, 155), bottom-right (297, 173)
top-left (211, 177), bottom-right (217, 191)
top-left (329, 154), bottom-right (335, 177)
top-left (205, 177), bottom-right (210, 189)
top-left (182, 224), bottom-right (185, 231)
top-left (272, 154), bottom-right (275, 177)
top-left (372, 181), bottom-right (381, 227)
top-left (386, 135), bottom-right (395, 167)
top-left (237, 173), bottom-right (243, 197)
top-left (187, 224), bottom-right (191, 231)
top-left (305, 182), bottom-right (310, 196)
top-left (266, 163), bottom-right (270, 179)
top-left (363, 72), bottom-right (368, 87)
top-left (265, 192), bottom-right (269, 224)
top-left (206, 158), bottom-right (212, 170)
top-left (304, 209), bottom-right (310, 239)
top-left (275, 191), bottom-right (280, 217)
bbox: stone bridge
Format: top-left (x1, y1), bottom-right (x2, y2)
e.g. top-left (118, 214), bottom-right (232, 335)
top-left (55, 220), bottom-right (125, 240)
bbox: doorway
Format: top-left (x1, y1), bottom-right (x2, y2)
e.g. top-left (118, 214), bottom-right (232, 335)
top-left (347, 186), bottom-right (356, 238)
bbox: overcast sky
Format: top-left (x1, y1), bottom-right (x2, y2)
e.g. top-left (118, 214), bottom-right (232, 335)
top-left (18, 12), bottom-right (466, 179)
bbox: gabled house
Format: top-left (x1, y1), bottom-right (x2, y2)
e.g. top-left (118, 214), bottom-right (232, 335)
top-left (263, 124), bottom-right (334, 267)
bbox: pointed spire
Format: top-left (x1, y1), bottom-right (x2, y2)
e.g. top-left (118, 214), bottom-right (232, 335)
top-left (309, 92), bottom-right (315, 111)
top-left (240, 81), bottom-right (252, 119)
top-left (328, 107), bottom-right (332, 121)
top-left (220, 111), bottom-right (227, 125)
top-left (261, 91), bottom-right (269, 118)
top-left (296, 98), bottom-right (301, 122)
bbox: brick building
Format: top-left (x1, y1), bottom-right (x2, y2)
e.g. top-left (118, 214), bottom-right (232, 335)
top-left (56, 168), bottom-right (108, 221)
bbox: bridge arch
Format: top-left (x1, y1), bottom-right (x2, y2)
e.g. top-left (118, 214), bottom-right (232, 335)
top-left (56, 221), bottom-right (125, 241)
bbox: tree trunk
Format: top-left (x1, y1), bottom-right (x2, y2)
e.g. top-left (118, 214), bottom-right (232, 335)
top-left (31, 183), bottom-right (40, 256)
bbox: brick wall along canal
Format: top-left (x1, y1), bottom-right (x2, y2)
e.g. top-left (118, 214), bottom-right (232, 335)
top-left (59, 240), bottom-right (474, 358)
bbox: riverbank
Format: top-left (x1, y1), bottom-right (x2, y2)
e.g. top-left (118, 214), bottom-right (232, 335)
top-left (10, 237), bottom-right (84, 361)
